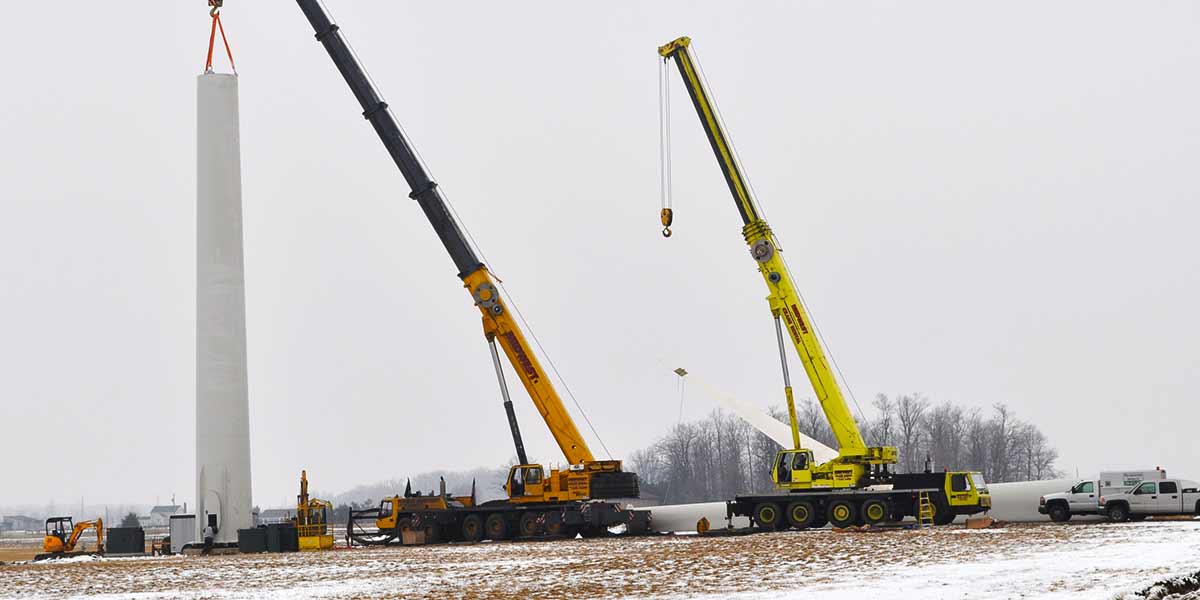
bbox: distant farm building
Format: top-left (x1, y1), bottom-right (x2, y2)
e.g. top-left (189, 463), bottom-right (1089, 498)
top-left (149, 505), bottom-right (184, 527)
top-left (257, 509), bottom-right (294, 525)
top-left (1, 515), bottom-right (43, 532)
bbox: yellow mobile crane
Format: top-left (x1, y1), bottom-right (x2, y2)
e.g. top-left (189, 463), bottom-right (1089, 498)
top-left (658, 36), bottom-right (989, 528)
top-left (295, 0), bottom-right (647, 543)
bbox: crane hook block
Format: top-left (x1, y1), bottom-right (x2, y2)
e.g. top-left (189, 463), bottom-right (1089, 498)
top-left (661, 208), bottom-right (674, 238)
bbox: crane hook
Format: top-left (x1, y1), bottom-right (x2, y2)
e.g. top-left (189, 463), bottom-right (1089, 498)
top-left (209, 0), bottom-right (223, 16)
top-left (660, 208), bottom-right (674, 238)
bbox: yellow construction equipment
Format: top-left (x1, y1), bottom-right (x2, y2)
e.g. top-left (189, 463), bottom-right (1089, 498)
top-left (658, 36), bottom-right (990, 529)
top-left (295, 471), bottom-right (334, 551)
top-left (37, 517), bottom-right (104, 560)
top-left (296, 0), bottom-right (648, 543)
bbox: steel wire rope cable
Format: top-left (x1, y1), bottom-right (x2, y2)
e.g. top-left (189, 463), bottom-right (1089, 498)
top-left (689, 43), bottom-right (869, 428)
top-left (321, 1), bottom-right (615, 461)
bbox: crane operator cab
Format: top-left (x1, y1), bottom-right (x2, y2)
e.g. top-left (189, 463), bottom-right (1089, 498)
top-left (773, 450), bottom-right (815, 487)
top-left (507, 465), bottom-right (544, 498)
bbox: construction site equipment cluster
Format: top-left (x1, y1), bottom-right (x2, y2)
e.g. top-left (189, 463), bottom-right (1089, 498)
top-left (33, 0), bottom-right (1000, 563)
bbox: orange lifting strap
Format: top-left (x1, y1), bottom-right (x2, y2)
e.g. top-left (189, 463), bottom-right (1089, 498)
top-left (205, 1), bottom-right (237, 74)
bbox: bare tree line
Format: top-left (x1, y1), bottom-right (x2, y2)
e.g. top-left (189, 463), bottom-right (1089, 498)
top-left (875, 395), bottom-right (1059, 483)
top-left (629, 409), bottom-right (783, 505)
top-left (630, 395), bottom-right (1060, 505)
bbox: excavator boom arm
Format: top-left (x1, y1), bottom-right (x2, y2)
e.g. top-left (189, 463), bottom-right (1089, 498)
top-left (67, 519), bottom-right (103, 553)
top-left (660, 37), bottom-right (868, 456)
top-left (296, 0), bottom-right (595, 465)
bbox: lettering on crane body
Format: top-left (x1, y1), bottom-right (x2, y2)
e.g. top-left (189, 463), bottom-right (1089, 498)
top-left (781, 307), bottom-right (806, 347)
top-left (503, 331), bottom-right (541, 383)
top-left (790, 305), bottom-right (809, 334)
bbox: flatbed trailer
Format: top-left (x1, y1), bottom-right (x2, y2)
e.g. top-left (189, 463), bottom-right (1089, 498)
top-left (348, 500), bottom-right (651, 546)
top-left (729, 472), bottom-right (991, 530)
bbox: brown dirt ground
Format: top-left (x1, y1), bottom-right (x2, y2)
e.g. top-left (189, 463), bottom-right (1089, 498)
top-left (0, 522), bottom-right (1195, 599)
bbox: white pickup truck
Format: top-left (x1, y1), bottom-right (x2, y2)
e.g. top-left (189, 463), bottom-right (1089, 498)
top-left (1039, 469), bottom-right (1166, 522)
top-left (1100, 478), bottom-right (1200, 522)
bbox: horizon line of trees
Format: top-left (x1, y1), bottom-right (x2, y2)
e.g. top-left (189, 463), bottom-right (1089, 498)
top-left (630, 394), bottom-right (1061, 505)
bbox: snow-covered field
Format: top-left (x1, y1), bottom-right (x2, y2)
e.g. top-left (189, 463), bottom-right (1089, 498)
top-left (1, 521), bottom-right (1197, 599)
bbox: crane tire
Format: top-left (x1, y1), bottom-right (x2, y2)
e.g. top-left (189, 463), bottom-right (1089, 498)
top-left (519, 512), bottom-right (544, 537)
top-left (485, 513), bottom-right (509, 540)
top-left (460, 514), bottom-right (484, 542)
top-left (827, 500), bottom-right (857, 528)
top-left (861, 499), bottom-right (888, 525)
top-left (786, 501), bottom-right (816, 529)
top-left (754, 502), bottom-right (782, 530)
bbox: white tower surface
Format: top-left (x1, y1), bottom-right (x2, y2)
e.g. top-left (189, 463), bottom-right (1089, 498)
top-left (196, 72), bottom-right (252, 544)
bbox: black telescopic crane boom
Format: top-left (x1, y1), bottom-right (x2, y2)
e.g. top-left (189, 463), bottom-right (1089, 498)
top-left (295, 0), bottom-right (482, 279)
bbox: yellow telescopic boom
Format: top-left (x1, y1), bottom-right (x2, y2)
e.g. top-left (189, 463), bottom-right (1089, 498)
top-left (658, 36), bottom-right (884, 464)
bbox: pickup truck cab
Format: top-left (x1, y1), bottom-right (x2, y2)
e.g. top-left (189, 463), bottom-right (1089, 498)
top-left (1100, 479), bottom-right (1200, 522)
top-left (1039, 480), bottom-right (1102, 521)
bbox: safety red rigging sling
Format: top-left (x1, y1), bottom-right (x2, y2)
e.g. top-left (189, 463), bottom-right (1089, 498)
top-left (204, 0), bottom-right (237, 74)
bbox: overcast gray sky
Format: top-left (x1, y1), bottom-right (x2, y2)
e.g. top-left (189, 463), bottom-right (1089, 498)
top-left (2, 1), bottom-right (1197, 509)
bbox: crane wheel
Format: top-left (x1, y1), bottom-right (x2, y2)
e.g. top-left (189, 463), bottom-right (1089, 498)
top-left (827, 500), bottom-right (857, 528)
top-left (461, 515), bottom-right (484, 542)
top-left (519, 512), bottom-right (544, 537)
top-left (861, 500), bottom-right (888, 525)
top-left (485, 514), bottom-right (509, 540)
top-left (786, 501), bottom-right (816, 529)
top-left (754, 502), bottom-right (782, 530)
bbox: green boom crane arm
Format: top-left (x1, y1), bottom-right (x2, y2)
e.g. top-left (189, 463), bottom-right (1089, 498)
top-left (659, 36), bottom-right (896, 484)
top-left (296, 0), bottom-right (596, 467)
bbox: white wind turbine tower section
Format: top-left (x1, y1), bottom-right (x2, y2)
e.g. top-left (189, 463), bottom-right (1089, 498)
top-left (195, 71), bottom-right (253, 544)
